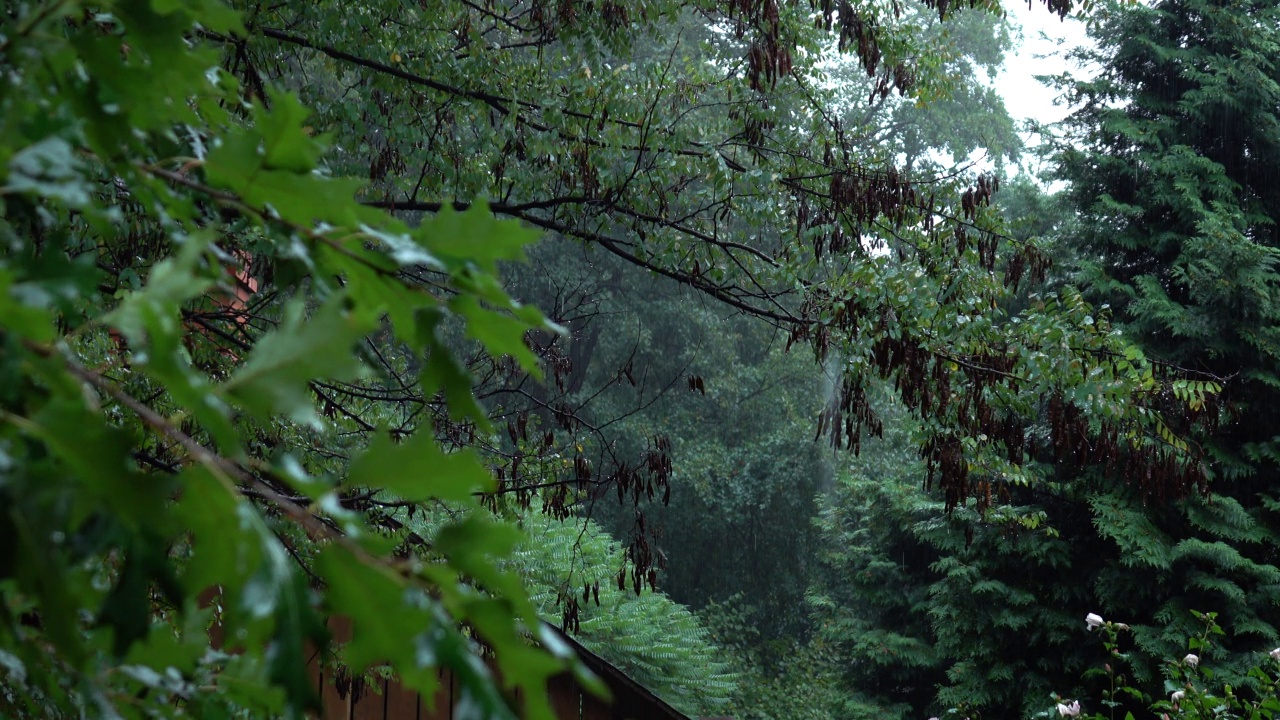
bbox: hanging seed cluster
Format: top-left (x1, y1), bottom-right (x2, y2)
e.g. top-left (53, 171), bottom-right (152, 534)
top-left (619, 508), bottom-right (667, 597)
top-left (528, 0), bottom-right (635, 36)
top-left (960, 174), bottom-right (996, 220)
top-left (953, 175), bottom-right (1002, 273)
top-left (1031, 0), bottom-right (1074, 20)
top-left (558, 578), bottom-right (602, 634)
top-left (951, 174), bottom-right (1051, 288)
top-left (799, 159), bottom-right (922, 259)
top-left (601, 435), bottom-right (674, 596)
top-left (365, 89), bottom-right (407, 182)
top-left (731, 0), bottom-right (792, 91)
top-left (814, 0), bottom-right (882, 73)
top-left (332, 666), bottom-right (369, 706)
top-left (483, 329), bottom-right (677, 609)
top-left (830, 166), bottom-right (918, 227)
top-left (789, 176), bottom-right (1211, 510)
top-left (564, 144), bottom-right (599, 199)
top-left (612, 434), bottom-right (673, 508)
top-left (489, 334), bottom-right (576, 514)
top-left (815, 380), bottom-right (883, 456)
top-left (820, 0), bottom-right (918, 99)
top-left (917, 0), bottom-right (998, 21)
top-left (858, 316), bottom-right (1205, 509)
top-left (1050, 394), bottom-right (1201, 500)
top-left (521, 330), bottom-right (575, 394)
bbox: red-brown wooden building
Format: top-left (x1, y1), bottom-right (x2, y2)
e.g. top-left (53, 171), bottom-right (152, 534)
top-left (308, 618), bottom-right (693, 720)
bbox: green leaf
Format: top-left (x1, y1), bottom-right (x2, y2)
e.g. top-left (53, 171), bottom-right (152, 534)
top-left (151, 0), bottom-right (246, 33)
top-left (451, 295), bottom-right (543, 377)
top-left (434, 513), bottom-right (524, 562)
top-left (98, 534), bottom-right (183, 658)
top-left (124, 613), bottom-right (208, 677)
top-left (106, 232), bottom-right (215, 347)
top-left (419, 308), bottom-right (489, 427)
top-left (255, 94), bottom-right (325, 173)
top-left (418, 202), bottom-right (539, 273)
top-left (320, 246), bottom-right (432, 351)
top-left (204, 122), bottom-right (366, 228)
top-left (4, 137), bottom-right (91, 207)
top-left (0, 268), bottom-right (60, 344)
top-left (222, 295), bottom-right (374, 424)
top-left (8, 501), bottom-right (86, 666)
top-left (29, 399), bottom-right (172, 532)
top-left (348, 430), bottom-right (494, 501)
top-left (264, 571), bottom-right (327, 714)
top-left (174, 467), bottom-right (254, 595)
top-left (316, 546), bottom-right (432, 672)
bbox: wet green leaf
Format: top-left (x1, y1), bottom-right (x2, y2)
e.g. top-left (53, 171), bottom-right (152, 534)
top-left (349, 430), bottom-right (493, 501)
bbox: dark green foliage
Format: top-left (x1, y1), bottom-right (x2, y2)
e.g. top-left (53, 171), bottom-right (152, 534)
top-left (700, 597), bottom-right (845, 720)
top-left (1052, 0), bottom-right (1280, 478)
top-left (0, 3), bottom-right (581, 717)
top-left (0, 0), bottom-right (1233, 717)
top-left (1048, 0), bottom-right (1280, 690)
top-left (814, 398), bottom-right (1105, 719)
top-left (479, 506), bottom-right (742, 713)
top-left (816, 1), bottom-right (1280, 717)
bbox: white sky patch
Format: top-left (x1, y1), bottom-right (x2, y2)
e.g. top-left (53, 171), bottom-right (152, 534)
top-left (996, 0), bottom-right (1091, 128)
top-left (987, 0), bottom-right (1100, 183)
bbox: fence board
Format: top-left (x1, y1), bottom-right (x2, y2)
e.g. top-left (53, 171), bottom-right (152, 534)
top-left (319, 617), bottom-right (354, 720)
top-left (384, 675), bottom-right (420, 720)
top-left (319, 670), bottom-right (351, 720)
top-left (582, 688), bottom-right (610, 720)
top-left (351, 676), bottom-right (387, 720)
top-left (429, 667), bottom-right (457, 720)
top-left (206, 605), bottom-right (692, 720)
top-left (548, 673), bottom-right (581, 720)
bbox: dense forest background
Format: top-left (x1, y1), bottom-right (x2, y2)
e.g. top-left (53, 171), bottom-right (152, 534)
top-left (3, 0), bottom-right (1279, 718)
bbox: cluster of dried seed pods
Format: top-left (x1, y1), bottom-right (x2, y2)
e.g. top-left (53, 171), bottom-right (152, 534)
top-left (797, 163), bottom-right (922, 259)
top-left (618, 510), bottom-right (665, 596)
top-left (558, 578), bottom-right (602, 634)
top-left (786, 172), bottom-right (1215, 509)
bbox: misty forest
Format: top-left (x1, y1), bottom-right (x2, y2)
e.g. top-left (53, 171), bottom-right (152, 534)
top-left (3, 0), bottom-right (1280, 718)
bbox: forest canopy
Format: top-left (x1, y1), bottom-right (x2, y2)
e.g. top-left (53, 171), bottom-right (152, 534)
top-left (0, 0), bottom-right (1236, 718)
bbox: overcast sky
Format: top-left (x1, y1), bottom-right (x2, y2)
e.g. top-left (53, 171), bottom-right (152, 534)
top-left (996, 1), bottom-right (1092, 127)
top-left (983, 0), bottom-right (1094, 180)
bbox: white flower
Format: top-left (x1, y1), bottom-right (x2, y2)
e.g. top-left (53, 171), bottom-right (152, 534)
top-left (1271, 647), bottom-right (1280, 660)
top-left (1171, 690), bottom-right (1185, 703)
top-left (1086, 613), bottom-right (1104, 630)
top-left (1183, 653), bottom-right (1199, 668)
top-left (1056, 700), bottom-right (1081, 717)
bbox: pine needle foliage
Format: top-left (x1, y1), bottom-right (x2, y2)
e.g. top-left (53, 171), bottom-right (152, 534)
top-left (1052, 0), bottom-right (1280, 478)
top-left (1046, 0), bottom-right (1280, 693)
top-left (810, 1), bottom-right (1280, 716)
top-left (510, 510), bottom-right (739, 715)
top-left (398, 502), bottom-right (738, 716)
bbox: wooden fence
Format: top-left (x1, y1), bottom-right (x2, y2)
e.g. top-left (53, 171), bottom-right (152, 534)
top-left (305, 617), bottom-right (689, 720)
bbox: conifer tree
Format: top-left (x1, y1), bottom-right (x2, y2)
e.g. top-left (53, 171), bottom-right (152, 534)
top-left (1046, 0), bottom-right (1280, 692)
top-left (816, 4), bottom-right (1280, 713)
